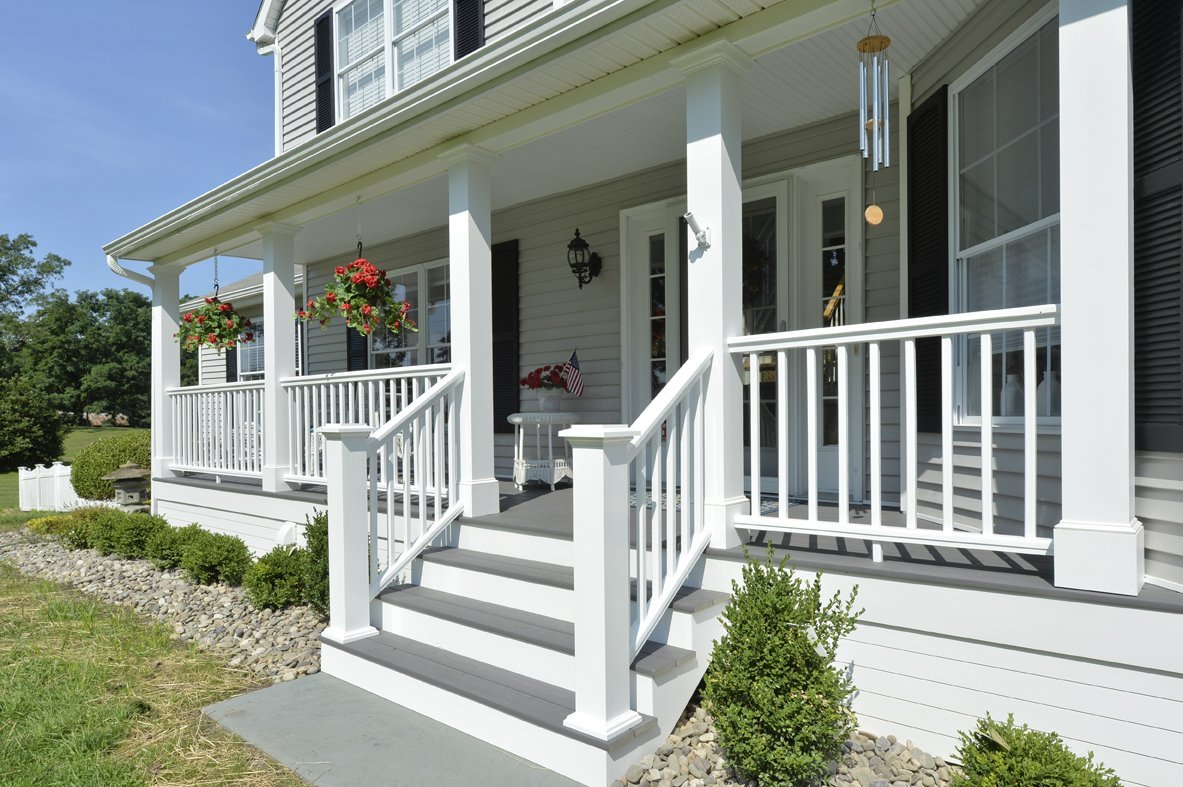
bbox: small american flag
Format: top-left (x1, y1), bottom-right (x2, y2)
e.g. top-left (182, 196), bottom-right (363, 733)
top-left (563, 350), bottom-right (584, 397)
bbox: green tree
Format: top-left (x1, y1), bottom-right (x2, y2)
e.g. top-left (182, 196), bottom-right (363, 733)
top-left (0, 234), bottom-right (70, 375)
top-left (0, 376), bottom-right (66, 471)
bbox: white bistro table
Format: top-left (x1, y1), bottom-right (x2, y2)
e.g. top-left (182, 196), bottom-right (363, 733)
top-left (508, 412), bottom-right (581, 490)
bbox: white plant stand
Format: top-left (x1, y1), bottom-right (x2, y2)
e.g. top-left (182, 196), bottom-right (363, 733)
top-left (508, 412), bottom-right (581, 491)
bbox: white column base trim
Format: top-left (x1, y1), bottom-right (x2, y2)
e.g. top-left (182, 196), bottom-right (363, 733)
top-left (563, 709), bottom-right (644, 741)
top-left (461, 478), bottom-right (501, 517)
top-left (151, 457), bottom-right (177, 478)
top-left (705, 495), bottom-right (749, 550)
top-left (321, 625), bottom-right (379, 645)
top-left (1054, 519), bottom-right (1145, 596)
top-left (261, 465), bottom-right (296, 494)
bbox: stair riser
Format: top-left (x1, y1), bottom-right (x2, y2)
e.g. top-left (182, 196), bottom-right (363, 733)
top-left (412, 559), bottom-right (574, 620)
top-left (321, 642), bottom-right (662, 787)
top-left (376, 602), bottom-right (577, 690)
top-left (452, 523), bottom-right (574, 566)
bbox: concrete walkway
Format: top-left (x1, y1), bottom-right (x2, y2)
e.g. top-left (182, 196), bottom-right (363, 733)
top-left (205, 674), bottom-right (581, 786)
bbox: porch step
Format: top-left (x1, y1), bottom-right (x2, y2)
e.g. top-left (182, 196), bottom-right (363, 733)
top-left (322, 630), bottom-right (660, 752)
top-left (377, 584), bottom-right (695, 680)
top-left (417, 547), bottom-right (730, 614)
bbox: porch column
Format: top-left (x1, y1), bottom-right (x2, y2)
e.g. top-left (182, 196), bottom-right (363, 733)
top-left (1055, 0), bottom-right (1144, 595)
top-left (676, 41), bottom-right (752, 550)
top-left (149, 264), bottom-right (181, 482)
top-left (259, 223), bottom-right (301, 493)
top-left (442, 145), bottom-right (501, 517)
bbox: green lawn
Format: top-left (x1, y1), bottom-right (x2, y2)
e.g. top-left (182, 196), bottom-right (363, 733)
top-left (0, 426), bottom-right (150, 511)
top-left (0, 561), bottom-right (301, 786)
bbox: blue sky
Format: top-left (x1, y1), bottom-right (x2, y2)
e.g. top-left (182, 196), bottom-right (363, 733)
top-left (0, 2), bottom-right (274, 298)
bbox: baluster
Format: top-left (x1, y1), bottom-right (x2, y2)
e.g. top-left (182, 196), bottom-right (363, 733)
top-left (680, 393), bottom-right (691, 554)
top-left (448, 389), bottom-right (458, 502)
top-left (777, 350), bottom-right (788, 520)
top-left (980, 334), bottom-right (994, 536)
top-left (838, 345), bottom-right (850, 525)
top-left (665, 410), bottom-right (677, 578)
top-left (941, 335), bottom-right (954, 531)
top-left (806, 347), bottom-right (818, 522)
top-left (650, 430), bottom-right (664, 604)
top-left (416, 410), bottom-right (427, 544)
top-left (636, 442), bottom-right (648, 628)
top-left (1024, 329), bottom-right (1037, 540)
top-left (434, 398), bottom-right (444, 520)
top-left (370, 446), bottom-right (380, 579)
top-left (869, 342), bottom-right (882, 528)
top-left (695, 377), bottom-right (705, 539)
top-left (748, 352), bottom-right (761, 517)
top-left (904, 338), bottom-right (918, 529)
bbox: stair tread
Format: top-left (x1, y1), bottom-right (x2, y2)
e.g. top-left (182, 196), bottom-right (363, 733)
top-left (326, 631), bottom-right (659, 751)
top-left (378, 584), bottom-right (697, 678)
top-left (418, 547), bottom-right (731, 613)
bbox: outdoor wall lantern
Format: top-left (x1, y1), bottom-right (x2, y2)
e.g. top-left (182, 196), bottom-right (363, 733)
top-left (567, 229), bottom-right (602, 289)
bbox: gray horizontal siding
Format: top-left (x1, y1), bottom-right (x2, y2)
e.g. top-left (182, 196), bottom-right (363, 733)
top-left (1136, 451), bottom-right (1183, 589)
top-left (485, 0), bottom-right (552, 44)
top-left (277, 0), bottom-right (330, 153)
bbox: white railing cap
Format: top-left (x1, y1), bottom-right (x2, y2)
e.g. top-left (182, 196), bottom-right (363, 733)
top-left (367, 368), bottom-right (465, 447)
top-left (628, 347), bottom-right (713, 450)
top-left (319, 423), bottom-right (375, 440)
top-left (280, 363), bottom-right (451, 387)
top-left (166, 379), bottom-right (266, 394)
top-left (559, 424), bottom-right (637, 443)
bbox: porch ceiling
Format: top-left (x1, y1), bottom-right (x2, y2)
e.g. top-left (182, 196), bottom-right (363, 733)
top-left (108, 0), bottom-right (982, 269)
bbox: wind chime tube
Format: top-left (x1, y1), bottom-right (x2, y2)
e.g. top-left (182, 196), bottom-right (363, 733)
top-left (872, 53), bottom-right (881, 171)
top-left (859, 58), bottom-right (868, 156)
top-left (883, 55), bottom-right (891, 168)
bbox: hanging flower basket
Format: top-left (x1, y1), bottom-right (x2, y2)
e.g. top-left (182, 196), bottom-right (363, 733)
top-left (176, 297), bottom-right (254, 353)
top-left (298, 257), bottom-right (418, 337)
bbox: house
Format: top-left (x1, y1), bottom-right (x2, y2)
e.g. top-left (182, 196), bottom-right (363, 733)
top-left (105, 0), bottom-right (1183, 784)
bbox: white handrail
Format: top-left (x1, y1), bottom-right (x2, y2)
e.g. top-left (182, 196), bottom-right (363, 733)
top-left (369, 369), bottom-right (464, 446)
top-left (629, 348), bottom-right (713, 451)
top-left (279, 363), bottom-right (451, 388)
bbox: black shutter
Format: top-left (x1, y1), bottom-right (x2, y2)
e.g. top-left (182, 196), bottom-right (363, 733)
top-left (1134, 1), bottom-right (1183, 451)
top-left (315, 11), bottom-right (335, 133)
top-left (453, 0), bottom-right (485, 60)
top-left (491, 240), bottom-right (519, 434)
top-left (907, 85), bottom-right (950, 433)
top-left (346, 327), bottom-right (369, 371)
top-left (225, 347), bottom-right (238, 383)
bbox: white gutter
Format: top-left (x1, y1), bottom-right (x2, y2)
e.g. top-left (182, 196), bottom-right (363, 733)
top-left (107, 255), bottom-right (154, 288)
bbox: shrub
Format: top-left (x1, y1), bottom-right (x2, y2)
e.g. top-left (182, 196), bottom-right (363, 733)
top-left (107, 513), bottom-right (170, 560)
top-left (952, 714), bottom-right (1121, 787)
top-left (179, 529), bottom-right (252, 586)
top-left (244, 546), bottom-right (309, 610)
top-left (26, 514), bottom-right (75, 536)
top-left (302, 511), bottom-right (329, 615)
top-left (702, 547), bottom-right (862, 787)
top-left (144, 523), bottom-right (204, 570)
top-left (58, 507), bottom-right (115, 550)
top-left (0, 376), bottom-right (66, 473)
top-left (70, 430), bottom-right (150, 501)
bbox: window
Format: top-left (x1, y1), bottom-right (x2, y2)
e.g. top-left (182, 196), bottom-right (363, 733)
top-left (953, 13), bottom-right (1060, 419)
top-left (335, 0), bottom-right (452, 121)
top-left (237, 322), bottom-right (266, 381)
top-left (370, 261), bottom-right (450, 367)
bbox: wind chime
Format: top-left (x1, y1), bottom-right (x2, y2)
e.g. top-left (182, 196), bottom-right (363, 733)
top-left (858, 1), bottom-right (891, 225)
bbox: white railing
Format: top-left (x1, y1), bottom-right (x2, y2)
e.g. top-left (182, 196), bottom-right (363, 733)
top-left (319, 370), bottom-right (465, 644)
top-left (282, 364), bottom-right (449, 484)
top-left (728, 304), bottom-right (1060, 557)
top-left (561, 347), bottom-right (711, 741)
top-left (169, 381), bottom-right (266, 477)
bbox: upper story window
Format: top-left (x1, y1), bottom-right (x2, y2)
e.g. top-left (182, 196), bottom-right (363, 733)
top-left (953, 10), bottom-right (1060, 421)
top-left (371, 260), bottom-right (450, 367)
top-left (335, 0), bottom-right (452, 121)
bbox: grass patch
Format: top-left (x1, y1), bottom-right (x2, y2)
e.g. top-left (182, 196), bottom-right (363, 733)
top-left (0, 426), bottom-right (150, 512)
top-left (0, 562), bottom-right (302, 786)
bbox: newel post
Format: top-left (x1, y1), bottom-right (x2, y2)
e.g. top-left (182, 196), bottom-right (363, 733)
top-left (319, 424), bottom-right (378, 645)
top-left (561, 425), bottom-right (643, 741)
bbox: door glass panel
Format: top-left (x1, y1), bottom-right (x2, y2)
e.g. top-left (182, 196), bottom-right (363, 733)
top-left (648, 234), bottom-right (668, 397)
top-left (820, 197), bottom-right (846, 446)
top-left (741, 198), bottom-right (779, 482)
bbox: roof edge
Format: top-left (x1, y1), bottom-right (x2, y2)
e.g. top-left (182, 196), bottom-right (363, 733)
top-left (248, 0), bottom-right (284, 45)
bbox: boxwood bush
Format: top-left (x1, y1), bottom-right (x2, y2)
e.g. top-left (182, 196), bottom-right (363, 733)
top-left (144, 523), bottom-right (205, 570)
top-left (107, 513), bottom-right (170, 560)
top-left (178, 529), bottom-right (252, 586)
top-left (244, 546), bottom-right (309, 610)
top-left (302, 511), bottom-right (329, 615)
top-left (703, 547), bottom-right (863, 787)
top-left (58, 507), bottom-right (116, 550)
top-left (952, 714), bottom-right (1121, 787)
top-left (70, 430), bottom-right (150, 501)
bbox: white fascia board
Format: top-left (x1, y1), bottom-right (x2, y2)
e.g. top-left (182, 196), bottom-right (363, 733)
top-left (248, 0), bottom-right (283, 45)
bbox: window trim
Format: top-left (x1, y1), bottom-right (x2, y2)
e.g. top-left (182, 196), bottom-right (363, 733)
top-left (948, 2), bottom-right (1061, 427)
top-left (368, 258), bottom-right (450, 368)
top-left (332, 0), bottom-right (455, 122)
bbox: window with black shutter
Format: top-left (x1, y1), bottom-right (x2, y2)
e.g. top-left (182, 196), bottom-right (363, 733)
top-left (314, 11), bottom-right (335, 133)
top-left (907, 85), bottom-right (949, 433)
top-left (226, 346), bottom-right (238, 382)
top-left (453, 0), bottom-right (484, 59)
top-left (346, 327), bottom-right (368, 371)
top-left (491, 240), bottom-right (519, 433)
top-left (1133, 1), bottom-right (1183, 452)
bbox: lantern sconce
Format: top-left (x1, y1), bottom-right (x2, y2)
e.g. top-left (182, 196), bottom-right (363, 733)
top-left (567, 228), bottom-right (602, 289)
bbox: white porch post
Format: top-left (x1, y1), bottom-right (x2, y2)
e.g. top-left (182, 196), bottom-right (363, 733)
top-left (442, 145), bottom-right (500, 516)
top-left (150, 264), bottom-right (181, 482)
top-left (319, 424), bottom-right (379, 644)
top-left (562, 425), bottom-right (643, 740)
top-left (259, 223), bottom-right (301, 493)
top-left (1055, 0), bottom-right (1144, 595)
top-left (676, 41), bottom-right (751, 550)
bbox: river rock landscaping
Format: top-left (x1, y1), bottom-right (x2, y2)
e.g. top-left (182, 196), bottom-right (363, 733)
top-left (615, 703), bottom-right (958, 787)
top-left (0, 528), bottom-right (324, 683)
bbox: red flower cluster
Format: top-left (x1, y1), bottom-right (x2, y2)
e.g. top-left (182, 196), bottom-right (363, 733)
top-left (176, 297), bottom-right (254, 353)
top-left (298, 257), bottom-right (418, 338)
top-left (520, 364), bottom-right (567, 391)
